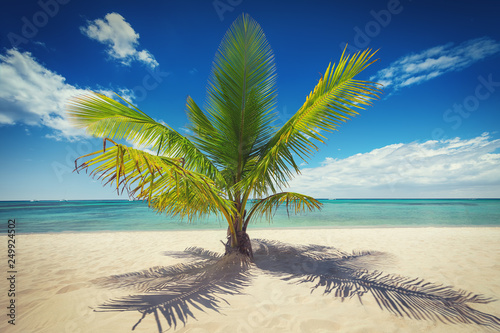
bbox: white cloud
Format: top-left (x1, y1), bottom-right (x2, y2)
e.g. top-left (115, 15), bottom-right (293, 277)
top-left (99, 88), bottom-right (136, 105)
top-left (0, 49), bottom-right (130, 141)
top-left (0, 49), bottom-right (88, 140)
top-left (179, 127), bottom-right (194, 135)
top-left (399, 75), bottom-right (425, 87)
top-left (129, 141), bottom-right (157, 156)
top-left (136, 50), bottom-right (158, 68)
top-left (81, 12), bottom-right (158, 68)
top-left (371, 37), bottom-right (500, 92)
top-left (286, 133), bottom-right (500, 198)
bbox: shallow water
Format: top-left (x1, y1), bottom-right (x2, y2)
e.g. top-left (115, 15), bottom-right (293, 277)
top-left (1, 199), bottom-right (499, 234)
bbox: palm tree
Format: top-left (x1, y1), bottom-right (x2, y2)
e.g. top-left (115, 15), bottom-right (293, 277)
top-left (68, 15), bottom-right (500, 332)
top-left (68, 13), bottom-right (381, 256)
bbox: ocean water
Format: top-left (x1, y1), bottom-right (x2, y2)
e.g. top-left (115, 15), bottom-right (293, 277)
top-left (1, 199), bottom-right (499, 234)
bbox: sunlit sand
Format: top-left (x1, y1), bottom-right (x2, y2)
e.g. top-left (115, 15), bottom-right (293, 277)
top-left (1, 227), bottom-right (499, 332)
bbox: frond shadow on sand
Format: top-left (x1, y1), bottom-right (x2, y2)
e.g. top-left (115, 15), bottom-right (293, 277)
top-left (92, 239), bottom-right (500, 332)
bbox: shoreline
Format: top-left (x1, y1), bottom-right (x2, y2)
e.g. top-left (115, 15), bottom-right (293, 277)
top-left (11, 223), bottom-right (500, 236)
top-left (3, 198), bottom-right (500, 201)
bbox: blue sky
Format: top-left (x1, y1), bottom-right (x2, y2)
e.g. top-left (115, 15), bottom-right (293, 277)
top-left (1, 0), bottom-right (499, 200)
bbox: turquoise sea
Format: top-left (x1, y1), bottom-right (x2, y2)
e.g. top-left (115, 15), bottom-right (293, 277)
top-left (1, 199), bottom-right (499, 234)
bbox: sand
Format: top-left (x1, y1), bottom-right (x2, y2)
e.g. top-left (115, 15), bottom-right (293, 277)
top-left (1, 227), bottom-right (499, 333)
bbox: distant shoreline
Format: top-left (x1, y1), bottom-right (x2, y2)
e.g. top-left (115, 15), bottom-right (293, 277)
top-left (3, 224), bottom-right (499, 237)
top-left (2, 198), bottom-right (500, 202)
top-left (3, 199), bottom-right (499, 234)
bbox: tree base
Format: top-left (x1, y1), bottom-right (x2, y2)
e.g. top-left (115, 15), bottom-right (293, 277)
top-left (225, 231), bottom-right (253, 259)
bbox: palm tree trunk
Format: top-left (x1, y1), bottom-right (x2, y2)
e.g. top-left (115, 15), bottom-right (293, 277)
top-left (225, 229), bottom-right (253, 259)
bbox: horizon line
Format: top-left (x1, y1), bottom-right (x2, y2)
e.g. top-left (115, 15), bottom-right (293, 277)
top-left (1, 198), bottom-right (499, 202)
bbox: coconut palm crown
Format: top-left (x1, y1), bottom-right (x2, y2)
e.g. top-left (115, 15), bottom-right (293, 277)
top-left (68, 14), bottom-right (381, 255)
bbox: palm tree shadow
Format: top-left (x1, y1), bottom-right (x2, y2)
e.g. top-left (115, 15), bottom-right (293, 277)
top-left (92, 248), bottom-right (253, 332)
top-left (252, 239), bottom-right (500, 329)
top-left (92, 240), bottom-right (500, 332)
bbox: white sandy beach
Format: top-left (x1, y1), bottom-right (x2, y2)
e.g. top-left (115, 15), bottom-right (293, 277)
top-left (1, 227), bottom-right (500, 333)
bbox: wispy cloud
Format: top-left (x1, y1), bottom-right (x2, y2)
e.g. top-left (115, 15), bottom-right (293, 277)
top-left (0, 49), bottom-right (129, 141)
top-left (81, 12), bottom-right (158, 68)
top-left (287, 133), bottom-right (500, 198)
top-left (371, 37), bottom-right (500, 92)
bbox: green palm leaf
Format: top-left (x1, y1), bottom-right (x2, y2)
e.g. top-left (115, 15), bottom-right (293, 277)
top-left (244, 48), bottom-right (381, 196)
top-left (68, 13), bottom-right (380, 248)
top-left (244, 192), bottom-right (321, 229)
top-left (68, 92), bottom-right (221, 181)
top-left (68, 14), bottom-right (500, 333)
top-left (194, 13), bottom-right (277, 184)
top-left (75, 139), bottom-right (235, 222)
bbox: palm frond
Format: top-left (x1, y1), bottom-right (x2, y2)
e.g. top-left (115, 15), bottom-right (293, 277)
top-left (75, 139), bottom-right (234, 221)
top-left (245, 48), bottom-right (382, 195)
top-left (67, 92), bottom-right (221, 180)
top-left (244, 192), bottom-right (322, 228)
top-left (200, 13), bottom-right (277, 182)
top-left (185, 96), bottom-right (216, 145)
